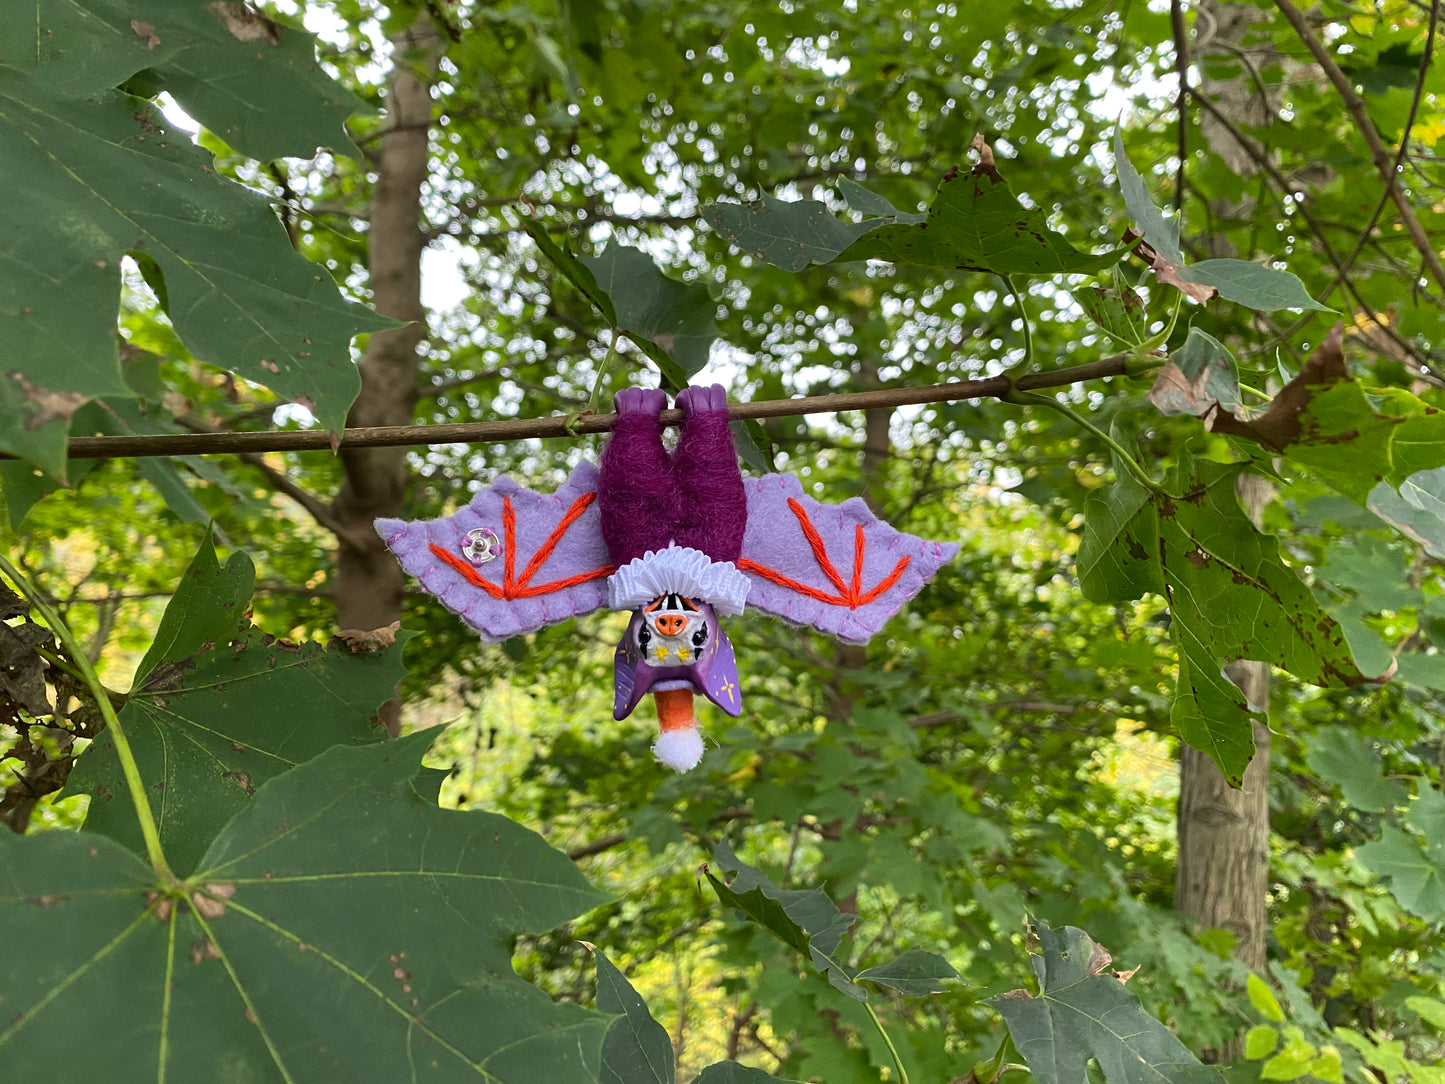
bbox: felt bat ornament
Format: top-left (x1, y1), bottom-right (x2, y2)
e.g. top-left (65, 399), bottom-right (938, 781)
top-left (377, 385), bottom-right (958, 772)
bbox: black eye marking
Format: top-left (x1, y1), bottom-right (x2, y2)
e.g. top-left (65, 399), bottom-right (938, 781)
top-left (638, 625), bottom-right (651, 651)
top-left (692, 623), bottom-right (708, 647)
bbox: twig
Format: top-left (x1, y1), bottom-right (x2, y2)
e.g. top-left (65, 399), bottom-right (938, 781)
top-left (32, 354), bottom-right (1140, 461)
top-left (1270, 0), bottom-right (1445, 293)
top-left (1323, 0), bottom-right (1438, 296)
top-left (1170, 0), bottom-right (1190, 214)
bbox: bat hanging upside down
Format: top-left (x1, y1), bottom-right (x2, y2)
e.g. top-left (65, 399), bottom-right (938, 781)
top-left (377, 384), bottom-right (958, 772)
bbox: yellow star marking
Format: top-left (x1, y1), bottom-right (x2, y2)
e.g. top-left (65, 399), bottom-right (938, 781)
top-left (654, 644), bottom-right (673, 662)
top-left (719, 678), bottom-right (737, 704)
top-left (678, 646), bottom-right (692, 661)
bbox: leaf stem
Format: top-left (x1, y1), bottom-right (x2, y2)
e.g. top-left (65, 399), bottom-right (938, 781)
top-left (0, 551), bottom-right (174, 882)
top-left (865, 1002), bottom-right (911, 1084)
top-left (587, 331), bottom-right (621, 415)
top-left (1011, 390), bottom-right (1159, 491)
top-left (1004, 274), bottom-right (1034, 370)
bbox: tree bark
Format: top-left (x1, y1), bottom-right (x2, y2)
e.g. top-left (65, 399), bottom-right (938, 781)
top-left (1175, 8), bottom-right (1280, 1045)
top-left (330, 17), bottom-right (441, 734)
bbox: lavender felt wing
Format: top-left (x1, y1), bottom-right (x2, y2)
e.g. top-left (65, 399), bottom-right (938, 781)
top-left (738, 473), bottom-right (958, 643)
top-left (375, 461), bottom-right (614, 642)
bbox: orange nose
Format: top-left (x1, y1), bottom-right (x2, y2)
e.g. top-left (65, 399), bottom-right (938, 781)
top-left (654, 614), bottom-right (687, 637)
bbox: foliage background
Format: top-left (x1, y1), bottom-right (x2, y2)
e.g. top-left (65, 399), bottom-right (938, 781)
top-left (3, 0), bottom-right (1445, 1081)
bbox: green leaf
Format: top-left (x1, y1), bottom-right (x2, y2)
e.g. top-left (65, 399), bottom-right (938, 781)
top-left (1302, 726), bottom-right (1407, 812)
top-left (1079, 454), bottom-right (1368, 783)
top-left (1368, 466), bottom-right (1445, 558)
top-left (988, 921), bottom-right (1218, 1084)
top-left (0, 732), bottom-right (612, 1082)
top-left (1079, 279), bottom-right (1151, 349)
top-left (836, 161), bottom-right (1124, 276)
top-left (1404, 995), bottom-right (1445, 1030)
top-left (524, 222), bottom-right (618, 326)
top-left (0, 79), bottom-right (392, 475)
top-left (579, 246), bottom-right (718, 386)
top-left (1357, 824), bottom-right (1445, 921)
top-left (1248, 974), bottom-right (1285, 1023)
top-left (132, 528), bottom-right (254, 685)
top-left (855, 947), bottom-right (960, 997)
top-left (1148, 328), bottom-right (1242, 418)
top-left (1076, 452), bottom-right (1163, 604)
top-left (1244, 1025), bottom-right (1279, 1060)
top-left (1282, 382), bottom-right (1445, 503)
top-left (1113, 134), bottom-right (1330, 313)
top-left (65, 535), bottom-right (407, 874)
top-left (706, 841), bottom-right (864, 1000)
top-left (836, 178), bottom-right (926, 224)
top-left (8, 0), bottom-right (367, 160)
top-left (596, 952), bottom-right (675, 1084)
top-left (1176, 260), bottom-right (1333, 313)
top-left (732, 418), bottom-right (776, 474)
top-left (703, 194), bottom-right (882, 271)
top-left (1114, 131), bottom-right (1182, 265)
top-left (1259, 1053), bottom-right (1314, 1080)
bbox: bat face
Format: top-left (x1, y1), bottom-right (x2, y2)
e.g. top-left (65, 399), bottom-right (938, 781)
top-left (613, 595), bottom-right (742, 721)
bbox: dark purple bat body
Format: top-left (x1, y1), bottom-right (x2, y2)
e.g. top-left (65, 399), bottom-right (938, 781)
top-left (377, 383), bottom-right (958, 773)
top-left (598, 384), bottom-right (747, 565)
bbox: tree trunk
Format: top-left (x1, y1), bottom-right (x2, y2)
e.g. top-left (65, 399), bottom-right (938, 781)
top-left (330, 17), bottom-right (441, 735)
top-left (1173, 4), bottom-right (1280, 997)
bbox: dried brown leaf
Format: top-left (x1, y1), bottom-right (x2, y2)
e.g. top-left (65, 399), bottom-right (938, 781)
top-left (1208, 324), bottom-right (1347, 450)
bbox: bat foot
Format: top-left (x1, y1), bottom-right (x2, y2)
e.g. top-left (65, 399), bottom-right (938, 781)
top-left (676, 383), bottom-right (728, 416)
top-left (614, 387), bottom-right (668, 417)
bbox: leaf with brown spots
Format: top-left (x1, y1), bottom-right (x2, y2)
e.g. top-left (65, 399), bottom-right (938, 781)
top-left (989, 921), bottom-right (1218, 1084)
top-left (0, 56), bottom-right (391, 475)
top-left (1206, 325), bottom-right (1347, 452)
top-left (1078, 452), bottom-right (1370, 784)
top-left (65, 533), bottom-right (409, 874)
top-left (0, 732), bottom-right (612, 1082)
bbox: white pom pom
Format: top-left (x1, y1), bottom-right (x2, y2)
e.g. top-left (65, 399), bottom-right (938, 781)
top-left (652, 726), bottom-right (705, 773)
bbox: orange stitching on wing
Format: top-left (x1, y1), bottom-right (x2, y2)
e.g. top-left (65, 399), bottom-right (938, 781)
top-left (430, 491), bottom-right (613, 601)
top-left (740, 499), bottom-right (912, 610)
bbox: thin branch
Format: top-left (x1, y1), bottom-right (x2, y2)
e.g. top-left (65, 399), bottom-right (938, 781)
top-left (1170, 0), bottom-right (1190, 214)
top-left (1271, 0), bottom-right (1445, 292)
top-left (1187, 86), bottom-right (1434, 370)
top-left (174, 415), bottom-right (372, 547)
top-left (567, 833), bottom-right (628, 861)
top-left (1324, 0), bottom-right (1438, 297)
top-left (36, 354), bottom-right (1141, 461)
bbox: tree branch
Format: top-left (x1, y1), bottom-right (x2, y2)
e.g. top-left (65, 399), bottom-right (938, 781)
top-left (41, 353), bottom-right (1143, 461)
top-left (1271, 0), bottom-right (1445, 292)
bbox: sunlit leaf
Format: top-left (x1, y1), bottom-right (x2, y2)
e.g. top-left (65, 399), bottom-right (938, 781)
top-left (0, 78), bottom-right (391, 476)
top-left (66, 533), bottom-right (407, 874)
top-left (989, 921), bottom-right (1218, 1084)
top-left (6, 0), bottom-right (367, 160)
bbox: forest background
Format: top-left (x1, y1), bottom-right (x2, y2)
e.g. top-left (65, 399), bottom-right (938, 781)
top-left (2, 0), bottom-right (1445, 1081)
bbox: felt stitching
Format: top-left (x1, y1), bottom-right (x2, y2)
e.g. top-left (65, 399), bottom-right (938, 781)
top-left (738, 498), bottom-right (912, 610)
top-left (428, 492), bottom-right (614, 600)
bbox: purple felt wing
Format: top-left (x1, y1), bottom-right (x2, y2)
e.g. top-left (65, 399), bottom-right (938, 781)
top-left (375, 461), bottom-right (614, 642)
top-left (738, 473), bottom-right (959, 644)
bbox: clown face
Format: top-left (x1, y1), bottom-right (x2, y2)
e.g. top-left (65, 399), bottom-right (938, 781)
top-left (612, 594), bottom-right (742, 721)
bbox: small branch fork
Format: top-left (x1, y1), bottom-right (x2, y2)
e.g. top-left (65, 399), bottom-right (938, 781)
top-left (29, 354), bottom-right (1144, 462)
